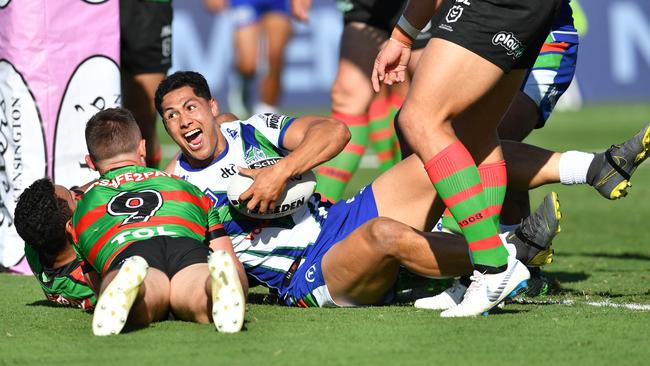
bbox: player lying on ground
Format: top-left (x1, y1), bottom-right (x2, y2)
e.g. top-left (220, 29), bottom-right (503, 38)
top-left (20, 108), bottom-right (248, 336)
top-left (373, 0), bottom-right (649, 316)
top-left (157, 71), bottom-right (649, 312)
top-left (14, 181), bottom-right (95, 309)
top-left (10, 110), bottom-right (246, 312)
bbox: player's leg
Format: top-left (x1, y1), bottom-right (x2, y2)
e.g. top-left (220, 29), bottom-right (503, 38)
top-left (167, 239), bottom-right (245, 332)
top-left (321, 217), bottom-right (473, 306)
top-left (499, 32), bottom-right (580, 225)
top-left (499, 94), bottom-right (538, 226)
top-left (122, 72), bottom-right (165, 168)
top-left (399, 38), bottom-right (519, 274)
top-left (316, 22), bottom-right (385, 201)
top-left (257, 9), bottom-right (292, 113)
top-left (368, 86), bottom-right (398, 172)
top-left (119, 0), bottom-right (172, 168)
top-left (232, 6), bottom-right (260, 114)
top-left (93, 256), bottom-right (170, 336)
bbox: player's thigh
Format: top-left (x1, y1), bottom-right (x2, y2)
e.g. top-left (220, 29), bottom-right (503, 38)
top-left (331, 23), bottom-right (388, 112)
top-left (338, 22), bottom-right (387, 80)
top-left (169, 263), bottom-right (211, 322)
top-left (399, 39), bottom-right (505, 158)
top-left (497, 91), bottom-right (541, 142)
top-left (372, 154), bottom-right (444, 231)
top-left (321, 218), bottom-right (405, 306)
top-left (234, 24), bottom-right (259, 73)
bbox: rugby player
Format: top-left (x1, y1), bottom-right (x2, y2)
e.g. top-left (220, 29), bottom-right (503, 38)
top-left (120, 0), bottom-right (173, 167)
top-left (205, 0), bottom-right (292, 115)
top-left (155, 71), bottom-right (568, 311)
top-left (73, 108), bottom-right (247, 335)
top-left (14, 180), bottom-right (95, 310)
top-left (412, 0), bottom-right (581, 308)
top-left (292, 0), bottom-right (409, 201)
top-left (371, 0), bottom-right (592, 316)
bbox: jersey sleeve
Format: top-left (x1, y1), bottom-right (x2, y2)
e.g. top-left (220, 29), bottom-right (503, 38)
top-left (243, 113), bottom-right (297, 150)
top-left (206, 205), bottom-right (227, 241)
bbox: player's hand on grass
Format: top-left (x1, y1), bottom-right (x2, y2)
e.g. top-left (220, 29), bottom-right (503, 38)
top-left (290, 0), bottom-right (312, 22)
top-left (238, 165), bottom-right (290, 214)
top-left (371, 38), bottom-right (411, 92)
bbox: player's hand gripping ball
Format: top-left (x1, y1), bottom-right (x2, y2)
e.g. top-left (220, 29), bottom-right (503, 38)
top-left (227, 169), bottom-right (316, 219)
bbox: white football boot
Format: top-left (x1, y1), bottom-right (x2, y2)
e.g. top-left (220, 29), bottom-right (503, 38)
top-left (440, 257), bottom-right (530, 318)
top-left (209, 250), bottom-right (246, 333)
top-left (414, 279), bottom-right (468, 310)
top-left (92, 256), bottom-right (149, 336)
top-left (414, 241), bottom-right (517, 312)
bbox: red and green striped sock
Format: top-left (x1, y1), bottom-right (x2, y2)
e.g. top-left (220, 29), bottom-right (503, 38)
top-left (369, 97), bottom-right (398, 173)
top-left (315, 111), bottom-right (369, 202)
top-left (424, 141), bottom-right (508, 272)
top-left (478, 161), bottom-right (507, 226)
top-left (440, 161), bottom-right (507, 232)
top-left (387, 93), bottom-right (405, 165)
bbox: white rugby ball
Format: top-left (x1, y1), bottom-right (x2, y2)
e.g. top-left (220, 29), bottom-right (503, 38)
top-left (227, 169), bottom-right (316, 219)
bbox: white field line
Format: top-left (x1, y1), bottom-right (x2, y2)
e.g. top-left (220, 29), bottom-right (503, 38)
top-left (510, 298), bottom-right (650, 311)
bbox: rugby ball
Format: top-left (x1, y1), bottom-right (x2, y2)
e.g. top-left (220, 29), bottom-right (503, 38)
top-left (227, 169), bottom-right (317, 219)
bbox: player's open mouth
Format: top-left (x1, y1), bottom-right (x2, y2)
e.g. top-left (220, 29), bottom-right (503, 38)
top-left (184, 128), bottom-right (203, 150)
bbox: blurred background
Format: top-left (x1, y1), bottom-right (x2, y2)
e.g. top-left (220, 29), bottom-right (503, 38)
top-left (171, 0), bottom-right (650, 111)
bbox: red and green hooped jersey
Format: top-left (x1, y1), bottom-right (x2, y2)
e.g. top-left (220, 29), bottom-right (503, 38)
top-left (24, 244), bottom-right (95, 309)
top-left (72, 166), bottom-right (225, 275)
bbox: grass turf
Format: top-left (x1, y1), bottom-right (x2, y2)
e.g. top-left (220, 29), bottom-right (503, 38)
top-left (2, 103), bottom-right (650, 365)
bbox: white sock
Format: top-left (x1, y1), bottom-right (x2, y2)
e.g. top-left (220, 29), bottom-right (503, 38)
top-left (253, 102), bottom-right (279, 115)
top-left (559, 150), bottom-right (594, 185)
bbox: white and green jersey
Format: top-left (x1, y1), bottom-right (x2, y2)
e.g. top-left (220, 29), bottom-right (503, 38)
top-left (174, 114), bottom-right (330, 293)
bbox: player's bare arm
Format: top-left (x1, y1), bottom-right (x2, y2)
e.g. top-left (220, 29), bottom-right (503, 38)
top-left (239, 115), bottom-right (350, 213)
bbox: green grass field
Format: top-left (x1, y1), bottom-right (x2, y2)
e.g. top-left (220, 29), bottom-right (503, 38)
top-left (2, 103), bottom-right (650, 365)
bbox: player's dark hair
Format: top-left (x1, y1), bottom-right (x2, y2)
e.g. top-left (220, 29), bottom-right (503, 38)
top-left (85, 107), bottom-right (142, 162)
top-left (14, 178), bottom-right (73, 266)
top-left (154, 71), bottom-right (212, 117)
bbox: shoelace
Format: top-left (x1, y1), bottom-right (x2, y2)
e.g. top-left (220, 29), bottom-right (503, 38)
top-left (463, 271), bottom-right (485, 299)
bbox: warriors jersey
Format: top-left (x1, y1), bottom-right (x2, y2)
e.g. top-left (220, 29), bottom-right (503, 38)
top-left (72, 165), bottom-right (226, 275)
top-left (24, 244), bottom-right (95, 309)
top-left (174, 114), bottom-right (332, 294)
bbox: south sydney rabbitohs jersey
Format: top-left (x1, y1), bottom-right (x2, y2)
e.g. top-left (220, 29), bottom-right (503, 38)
top-left (174, 114), bottom-right (330, 294)
top-left (72, 166), bottom-right (225, 275)
top-left (24, 244), bottom-right (95, 309)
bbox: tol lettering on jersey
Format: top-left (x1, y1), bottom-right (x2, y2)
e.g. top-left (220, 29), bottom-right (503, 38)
top-left (110, 226), bottom-right (178, 245)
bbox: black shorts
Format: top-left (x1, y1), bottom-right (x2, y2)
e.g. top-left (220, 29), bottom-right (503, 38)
top-left (107, 236), bottom-right (210, 278)
top-left (341, 0), bottom-right (407, 33)
top-left (431, 0), bottom-right (562, 72)
top-left (120, 0), bottom-right (173, 74)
